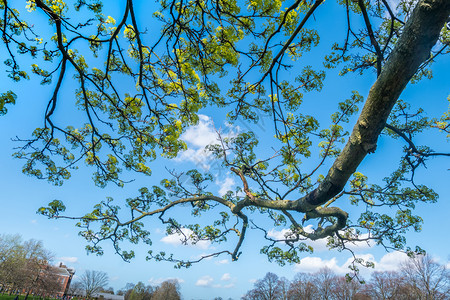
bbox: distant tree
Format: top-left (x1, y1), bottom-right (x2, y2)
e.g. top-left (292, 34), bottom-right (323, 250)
top-left (0, 234), bottom-right (57, 298)
top-left (78, 270), bottom-right (109, 299)
top-left (67, 281), bottom-right (84, 296)
top-left (117, 283), bottom-right (135, 299)
top-left (331, 276), bottom-right (363, 300)
top-left (277, 277), bottom-right (289, 300)
top-left (0, 234), bottom-right (24, 293)
top-left (33, 265), bottom-right (61, 299)
top-left (312, 267), bottom-right (337, 300)
top-left (151, 280), bottom-right (181, 300)
top-left (21, 239), bottom-right (55, 300)
top-left (100, 286), bottom-right (115, 294)
top-left (127, 282), bottom-right (154, 300)
top-left (288, 272), bottom-right (316, 300)
top-left (401, 254), bottom-right (450, 299)
top-left (367, 271), bottom-right (406, 300)
top-left (242, 272), bottom-right (283, 300)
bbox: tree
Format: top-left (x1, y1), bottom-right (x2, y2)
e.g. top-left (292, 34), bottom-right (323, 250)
top-left (288, 272), bottom-right (316, 300)
top-left (277, 277), bottom-right (289, 300)
top-left (1, 0), bottom-right (450, 270)
top-left (0, 234), bottom-right (24, 293)
top-left (77, 270), bottom-right (109, 299)
top-left (126, 282), bottom-right (154, 300)
top-left (0, 234), bottom-right (57, 297)
top-left (242, 272), bottom-right (283, 300)
top-left (67, 281), bottom-right (84, 296)
top-left (312, 267), bottom-right (337, 300)
top-left (151, 280), bottom-right (181, 300)
top-left (331, 276), bottom-right (363, 300)
top-left (401, 254), bottom-right (450, 299)
top-left (367, 271), bottom-right (407, 300)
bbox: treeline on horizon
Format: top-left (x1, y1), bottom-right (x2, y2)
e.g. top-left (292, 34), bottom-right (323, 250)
top-left (2, 233), bottom-right (449, 300)
top-left (0, 234), bottom-right (183, 300)
top-left (241, 254), bottom-right (449, 300)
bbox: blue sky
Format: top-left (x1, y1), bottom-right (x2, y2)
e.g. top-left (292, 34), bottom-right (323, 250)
top-left (1, 1), bottom-right (450, 299)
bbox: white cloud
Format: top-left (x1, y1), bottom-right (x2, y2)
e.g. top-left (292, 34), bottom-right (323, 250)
top-left (216, 176), bottom-right (235, 196)
top-left (57, 257), bottom-right (78, 264)
top-left (195, 274), bottom-right (235, 289)
top-left (182, 115), bottom-right (219, 148)
top-left (30, 219), bottom-right (37, 224)
top-left (267, 227), bottom-right (328, 252)
top-left (267, 228), bottom-right (290, 240)
top-left (148, 277), bottom-right (185, 285)
top-left (195, 275), bottom-right (214, 287)
top-left (160, 228), bottom-right (211, 250)
top-left (176, 115), bottom-right (238, 170)
top-left (267, 226), bottom-right (373, 253)
top-left (374, 251), bottom-right (409, 271)
top-left (220, 273), bottom-right (231, 281)
top-left (215, 259), bottom-right (229, 265)
top-left (295, 256), bottom-right (347, 274)
top-left (293, 251), bottom-right (411, 276)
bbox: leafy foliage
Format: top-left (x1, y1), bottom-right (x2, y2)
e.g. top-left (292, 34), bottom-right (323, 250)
top-left (0, 0), bottom-right (449, 272)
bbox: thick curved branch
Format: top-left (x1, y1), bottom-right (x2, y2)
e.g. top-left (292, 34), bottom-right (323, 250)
top-left (294, 0), bottom-right (450, 211)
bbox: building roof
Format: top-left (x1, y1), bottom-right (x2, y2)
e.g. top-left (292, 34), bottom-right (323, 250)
top-left (95, 293), bottom-right (125, 300)
top-left (72, 291), bottom-right (124, 300)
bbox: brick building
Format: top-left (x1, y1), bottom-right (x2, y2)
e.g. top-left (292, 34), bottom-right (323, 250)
top-left (53, 263), bottom-right (75, 297)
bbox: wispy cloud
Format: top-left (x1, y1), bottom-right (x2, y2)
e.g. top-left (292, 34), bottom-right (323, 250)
top-left (293, 251), bottom-right (410, 276)
top-left (216, 176), bottom-right (235, 196)
top-left (215, 259), bottom-right (230, 265)
top-left (57, 257), bottom-right (78, 264)
top-left (195, 275), bottom-right (214, 287)
top-left (176, 115), bottom-right (238, 171)
top-left (148, 277), bottom-right (185, 285)
top-left (220, 273), bottom-right (231, 281)
top-left (267, 226), bottom-right (372, 253)
top-left (195, 274), bottom-right (236, 289)
top-left (160, 228), bottom-right (211, 250)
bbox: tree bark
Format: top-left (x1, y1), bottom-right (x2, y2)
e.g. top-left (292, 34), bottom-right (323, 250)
top-left (295, 0), bottom-right (450, 210)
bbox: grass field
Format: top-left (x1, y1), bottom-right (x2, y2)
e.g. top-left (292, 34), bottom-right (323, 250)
top-left (0, 294), bottom-right (57, 300)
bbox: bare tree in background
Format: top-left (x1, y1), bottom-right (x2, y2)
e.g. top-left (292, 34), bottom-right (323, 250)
top-left (242, 272), bottom-right (283, 300)
top-left (277, 277), bottom-right (289, 300)
top-left (313, 267), bottom-right (337, 300)
top-left (67, 281), bottom-right (83, 296)
top-left (288, 272), bottom-right (316, 300)
top-left (368, 271), bottom-right (407, 300)
top-left (331, 276), bottom-right (364, 300)
top-left (78, 270), bottom-right (109, 299)
top-left (401, 254), bottom-right (450, 300)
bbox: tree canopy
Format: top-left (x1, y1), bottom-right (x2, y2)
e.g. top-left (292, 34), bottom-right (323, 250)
top-left (1, 0), bottom-right (449, 271)
top-left (0, 234), bottom-right (60, 297)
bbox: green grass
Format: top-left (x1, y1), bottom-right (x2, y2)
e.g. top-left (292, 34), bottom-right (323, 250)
top-left (0, 294), bottom-right (56, 300)
top-left (0, 294), bottom-right (26, 300)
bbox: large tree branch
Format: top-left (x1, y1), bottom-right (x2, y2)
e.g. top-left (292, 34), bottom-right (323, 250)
top-left (294, 0), bottom-right (450, 211)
